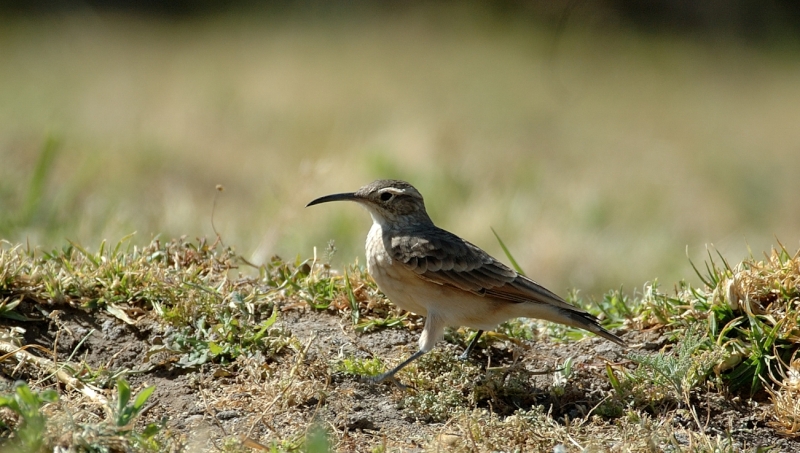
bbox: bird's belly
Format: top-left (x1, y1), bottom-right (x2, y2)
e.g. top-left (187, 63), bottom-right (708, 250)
top-left (368, 254), bottom-right (429, 316)
top-left (369, 259), bottom-right (514, 330)
top-left (415, 286), bottom-right (514, 330)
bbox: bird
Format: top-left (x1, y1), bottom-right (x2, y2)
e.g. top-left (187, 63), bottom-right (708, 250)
top-left (307, 179), bottom-right (625, 384)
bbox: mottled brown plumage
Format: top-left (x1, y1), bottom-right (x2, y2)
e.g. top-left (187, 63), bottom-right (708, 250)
top-left (308, 179), bottom-right (625, 384)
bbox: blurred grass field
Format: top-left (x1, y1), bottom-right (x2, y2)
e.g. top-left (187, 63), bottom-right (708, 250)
top-left (1, 4), bottom-right (799, 298)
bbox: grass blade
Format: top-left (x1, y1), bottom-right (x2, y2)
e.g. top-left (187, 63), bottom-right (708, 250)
top-left (491, 227), bottom-right (524, 275)
top-left (23, 135), bottom-right (60, 224)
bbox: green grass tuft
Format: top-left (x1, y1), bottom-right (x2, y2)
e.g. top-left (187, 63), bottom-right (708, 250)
top-left (334, 357), bottom-right (385, 377)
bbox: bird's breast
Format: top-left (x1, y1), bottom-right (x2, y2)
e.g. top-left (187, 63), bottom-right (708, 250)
top-left (365, 223), bottom-right (429, 316)
top-left (365, 223), bottom-right (390, 272)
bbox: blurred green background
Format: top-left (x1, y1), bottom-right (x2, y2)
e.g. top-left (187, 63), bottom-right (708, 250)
top-left (2, 2), bottom-right (799, 298)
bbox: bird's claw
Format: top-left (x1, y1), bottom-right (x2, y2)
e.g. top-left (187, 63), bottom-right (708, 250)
top-left (368, 374), bottom-right (409, 391)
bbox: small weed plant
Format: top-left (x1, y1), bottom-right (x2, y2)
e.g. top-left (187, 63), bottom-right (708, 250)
top-left (0, 379), bottom-right (160, 452)
top-left (0, 382), bottom-right (58, 452)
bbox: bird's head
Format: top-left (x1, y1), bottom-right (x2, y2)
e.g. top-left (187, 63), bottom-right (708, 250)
top-left (307, 179), bottom-right (432, 227)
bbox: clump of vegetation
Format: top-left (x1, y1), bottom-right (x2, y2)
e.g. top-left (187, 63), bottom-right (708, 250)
top-left (0, 236), bottom-right (300, 368)
top-left (430, 405), bottom-right (746, 452)
top-left (0, 382), bottom-right (58, 452)
top-left (767, 355), bottom-right (800, 437)
top-left (334, 357), bottom-right (385, 377)
top-left (399, 350), bottom-right (483, 422)
top-left (596, 245), bottom-right (800, 441)
top-left (0, 379), bottom-right (159, 452)
top-left (630, 246), bottom-right (800, 394)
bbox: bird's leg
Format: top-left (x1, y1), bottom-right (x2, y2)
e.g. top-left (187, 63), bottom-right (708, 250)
top-left (372, 314), bottom-right (444, 386)
top-left (459, 329), bottom-right (484, 361)
top-left (371, 349), bottom-right (428, 385)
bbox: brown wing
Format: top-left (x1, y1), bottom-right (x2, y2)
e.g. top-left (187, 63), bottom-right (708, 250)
top-left (389, 227), bottom-right (581, 312)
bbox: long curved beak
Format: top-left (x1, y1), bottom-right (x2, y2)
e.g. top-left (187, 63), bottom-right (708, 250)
top-left (306, 192), bottom-right (359, 207)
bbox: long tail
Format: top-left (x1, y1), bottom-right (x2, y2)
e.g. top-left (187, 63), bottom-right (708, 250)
top-left (521, 301), bottom-right (627, 347)
top-left (491, 276), bottom-right (627, 347)
top-left (558, 308), bottom-right (626, 347)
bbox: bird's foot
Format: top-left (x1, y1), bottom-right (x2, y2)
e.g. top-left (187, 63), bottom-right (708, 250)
top-left (368, 373), bottom-right (409, 391)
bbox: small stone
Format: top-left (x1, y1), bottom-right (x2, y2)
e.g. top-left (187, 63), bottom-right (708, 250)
top-left (216, 410), bottom-right (241, 420)
top-left (437, 433), bottom-right (460, 447)
top-left (347, 416), bottom-right (376, 431)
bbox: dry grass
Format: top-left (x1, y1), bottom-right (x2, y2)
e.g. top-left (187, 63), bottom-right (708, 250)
top-left (432, 407), bottom-right (747, 452)
top-left (768, 356), bottom-right (800, 438)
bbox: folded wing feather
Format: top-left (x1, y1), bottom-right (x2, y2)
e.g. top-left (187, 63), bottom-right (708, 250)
top-left (389, 227), bottom-right (584, 313)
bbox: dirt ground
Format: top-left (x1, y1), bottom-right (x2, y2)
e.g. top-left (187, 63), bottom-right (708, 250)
top-left (2, 293), bottom-right (798, 453)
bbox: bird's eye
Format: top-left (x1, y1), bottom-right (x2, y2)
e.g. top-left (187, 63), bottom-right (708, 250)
top-left (380, 192), bottom-right (393, 201)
